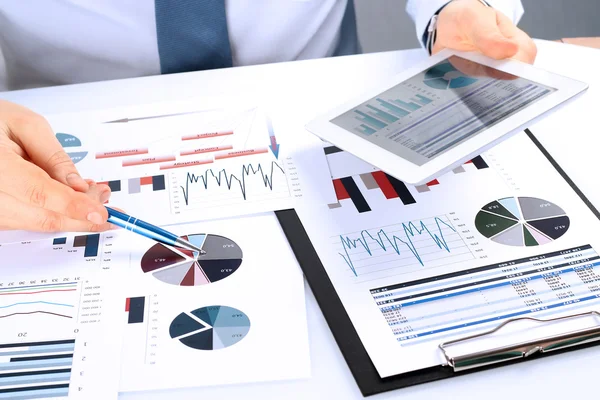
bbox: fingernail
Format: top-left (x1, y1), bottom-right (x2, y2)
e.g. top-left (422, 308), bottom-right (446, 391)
top-left (67, 173), bottom-right (88, 189)
top-left (87, 212), bottom-right (104, 225)
top-left (100, 190), bottom-right (111, 204)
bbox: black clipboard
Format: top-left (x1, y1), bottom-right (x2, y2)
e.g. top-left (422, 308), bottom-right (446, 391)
top-left (275, 129), bottom-right (600, 396)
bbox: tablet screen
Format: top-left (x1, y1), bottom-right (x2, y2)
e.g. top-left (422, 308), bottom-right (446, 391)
top-left (330, 56), bottom-right (556, 166)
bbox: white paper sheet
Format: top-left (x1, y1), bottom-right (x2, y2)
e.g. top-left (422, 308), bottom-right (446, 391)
top-left (44, 98), bottom-right (335, 225)
top-left (297, 131), bottom-right (600, 378)
top-left (0, 244), bottom-right (125, 399)
top-left (116, 213), bottom-right (310, 392)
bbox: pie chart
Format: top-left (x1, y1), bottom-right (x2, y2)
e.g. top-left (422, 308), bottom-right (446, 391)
top-left (423, 62), bottom-right (478, 90)
top-left (475, 197), bottom-right (570, 246)
top-left (140, 234), bottom-right (242, 286)
top-left (169, 306), bottom-right (250, 350)
top-left (56, 132), bottom-right (88, 164)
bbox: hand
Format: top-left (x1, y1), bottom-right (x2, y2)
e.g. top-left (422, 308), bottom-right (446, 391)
top-left (434, 0), bottom-right (537, 64)
top-left (0, 100), bottom-right (112, 232)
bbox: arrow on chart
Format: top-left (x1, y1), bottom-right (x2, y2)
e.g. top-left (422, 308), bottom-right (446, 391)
top-left (103, 110), bottom-right (216, 124)
top-left (266, 116), bottom-right (280, 159)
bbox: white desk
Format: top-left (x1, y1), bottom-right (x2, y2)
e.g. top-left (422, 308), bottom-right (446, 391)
top-left (2, 40), bottom-right (600, 399)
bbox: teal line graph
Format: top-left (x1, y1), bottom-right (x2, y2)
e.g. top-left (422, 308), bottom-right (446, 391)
top-left (181, 161), bottom-right (286, 205)
top-left (0, 301), bottom-right (74, 310)
top-left (339, 217), bottom-right (457, 277)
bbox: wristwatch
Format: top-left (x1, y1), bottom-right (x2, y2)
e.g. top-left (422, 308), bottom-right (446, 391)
top-left (425, 0), bottom-right (491, 55)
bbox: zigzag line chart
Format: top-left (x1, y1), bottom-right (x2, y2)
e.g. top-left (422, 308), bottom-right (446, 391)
top-left (335, 216), bottom-right (474, 280)
top-left (175, 160), bottom-right (290, 210)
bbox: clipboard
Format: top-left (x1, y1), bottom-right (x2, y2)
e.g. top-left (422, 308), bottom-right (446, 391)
top-left (275, 129), bottom-right (600, 396)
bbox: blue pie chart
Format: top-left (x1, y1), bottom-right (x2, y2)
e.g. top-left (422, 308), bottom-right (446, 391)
top-left (169, 306), bottom-right (250, 350)
top-left (423, 62), bottom-right (478, 90)
top-left (56, 132), bottom-right (88, 164)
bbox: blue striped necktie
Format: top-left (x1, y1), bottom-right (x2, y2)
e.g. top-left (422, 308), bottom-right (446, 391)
top-left (154, 0), bottom-right (233, 74)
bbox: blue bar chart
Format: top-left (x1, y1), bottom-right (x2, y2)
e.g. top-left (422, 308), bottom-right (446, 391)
top-left (350, 92), bottom-right (437, 135)
top-left (73, 234), bottom-right (100, 258)
top-left (0, 339), bottom-right (74, 399)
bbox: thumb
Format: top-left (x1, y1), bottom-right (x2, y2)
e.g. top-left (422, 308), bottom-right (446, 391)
top-left (2, 102), bottom-right (90, 192)
top-left (470, 22), bottom-right (519, 60)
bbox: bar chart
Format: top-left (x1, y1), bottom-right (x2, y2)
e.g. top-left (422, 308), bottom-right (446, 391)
top-left (0, 339), bottom-right (75, 399)
top-left (352, 93), bottom-right (437, 136)
top-left (324, 146), bottom-right (490, 213)
top-left (126, 297), bottom-right (146, 324)
top-left (97, 175), bottom-right (166, 195)
top-left (51, 234), bottom-right (101, 258)
top-left (330, 172), bottom-right (416, 213)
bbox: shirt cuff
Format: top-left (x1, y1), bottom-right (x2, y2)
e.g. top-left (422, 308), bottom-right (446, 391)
top-left (406, 0), bottom-right (524, 48)
top-left (485, 0), bottom-right (524, 23)
top-left (406, 0), bottom-right (453, 48)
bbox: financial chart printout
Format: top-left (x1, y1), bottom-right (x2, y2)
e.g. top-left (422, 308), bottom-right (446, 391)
top-left (0, 232), bottom-right (126, 399)
top-left (0, 214), bottom-right (311, 395)
top-left (45, 98), bottom-right (335, 225)
top-left (297, 131), bottom-right (600, 378)
top-left (117, 214), bottom-right (310, 392)
top-left (330, 56), bottom-right (556, 165)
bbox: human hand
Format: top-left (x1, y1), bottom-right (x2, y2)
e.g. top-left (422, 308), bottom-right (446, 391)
top-left (434, 0), bottom-right (537, 64)
top-left (0, 100), bottom-right (112, 232)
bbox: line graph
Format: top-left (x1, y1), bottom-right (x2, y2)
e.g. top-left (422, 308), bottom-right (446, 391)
top-left (0, 311), bottom-right (73, 319)
top-left (177, 160), bottom-right (288, 207)
top-left (0, 300), bottom-right (74, 309)
top-left (0, 281), bottom-right (78, 321)
top-left (335, 216), bottom-right (474, 280)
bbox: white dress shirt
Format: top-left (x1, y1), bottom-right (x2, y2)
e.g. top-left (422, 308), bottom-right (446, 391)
top-left (0, 0), bottom-right (523, 91)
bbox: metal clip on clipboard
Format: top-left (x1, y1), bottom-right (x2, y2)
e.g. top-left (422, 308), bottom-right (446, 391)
top-left (439, 311), bottom-right (600, 372)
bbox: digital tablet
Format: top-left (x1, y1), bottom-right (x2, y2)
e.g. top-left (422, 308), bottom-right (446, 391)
top-left (306, 49), bottom-right (588, 184)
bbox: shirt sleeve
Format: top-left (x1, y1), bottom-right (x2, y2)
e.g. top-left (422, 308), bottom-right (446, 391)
top-left (0, 47), bottom-right (7, 92)
top-left (406, 0), bottom-right (525, 47)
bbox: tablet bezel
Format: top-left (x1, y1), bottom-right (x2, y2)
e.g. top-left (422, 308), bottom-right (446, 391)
top-left (305, 49), bottom-right (588, 185)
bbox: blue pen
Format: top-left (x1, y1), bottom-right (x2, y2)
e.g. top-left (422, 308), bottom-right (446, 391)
top-left (105, 207), bottom-right (205, 254)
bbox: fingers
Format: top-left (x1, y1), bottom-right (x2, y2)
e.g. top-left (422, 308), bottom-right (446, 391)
top-left (447, 56), bottom-right (518, 80)
top-left (0, 151), bottom-right (109, 225)
top-left (0, 191), bottom-right (112, 233)
top-left (467, 12), bottom-right (519, 60)
top-left (434, 1), bottom-right (536, 64)
top-left (0, 100), bottom-right (89, 192)
top-left (496, 12), bottom-right (537, 64)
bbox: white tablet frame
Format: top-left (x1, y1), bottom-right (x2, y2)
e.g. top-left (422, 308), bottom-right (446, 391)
top-left (306, 49), bottom-right (588, 185)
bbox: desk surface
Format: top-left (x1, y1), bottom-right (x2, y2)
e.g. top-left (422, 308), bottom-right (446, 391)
top-left (2, 39), bottom-right (600, 399)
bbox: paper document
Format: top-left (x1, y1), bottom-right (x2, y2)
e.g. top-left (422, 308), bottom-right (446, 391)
top-left (45, 98), bottom-right (335, 225)
top-left (116, 213), bottom-right (310, 392)
top-left (0, 239), bottom-right (125, 399)
top-left (297, 131), bottom-right (600, 378)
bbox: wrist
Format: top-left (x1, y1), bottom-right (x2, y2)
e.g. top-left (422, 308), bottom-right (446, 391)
top-left (425, 0), bottom-right (491, 54)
